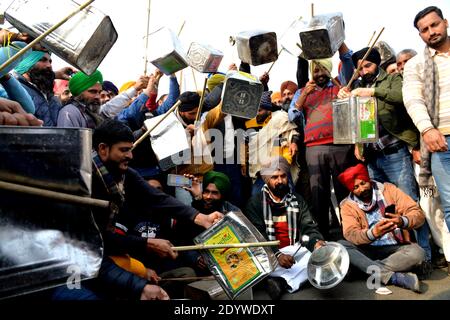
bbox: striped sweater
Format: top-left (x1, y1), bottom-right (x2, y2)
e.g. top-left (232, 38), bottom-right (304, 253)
top-left (402, 47), bottom-right (450, 135)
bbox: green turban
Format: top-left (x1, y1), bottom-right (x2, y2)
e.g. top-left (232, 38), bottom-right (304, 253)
top-left (203, 171), bottom-right (231, 199)
top-left (69, 70), bottom-right (103, 97)
top-left (14, 50), bottom-right (46, 75)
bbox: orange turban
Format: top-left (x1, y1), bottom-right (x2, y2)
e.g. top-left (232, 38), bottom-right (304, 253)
top-left (338, 163), bottom-right (371, 192)
top-left (280, 81), bottom-right (298, 94)
top-left (271, 91), bottom-right (281, 103)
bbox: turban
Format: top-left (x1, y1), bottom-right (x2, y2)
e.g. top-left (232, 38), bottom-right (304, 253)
top-left (203, 171), bottom-right (231, 199)
top-left (311, 58), bottom-right (333, 77)
top-left (260, 156), bottom-right (291, 184)
top-left (259, 91), bottom-right (273, 111)
top-left (351, 47), bottom-right (381, 68)
top-left (280, 80), bottom-right (298, 95)
top-left (53, 79), bottom-right (69, 95)
top-left (69, 70), bottom-right (103, 97)
top-left (338, 163), bottom-right (371, 192)
top-left (178, 91), bottom-right (200, 112)
top-left (271, 91), bottom-right (281, 103)
top-left (207, 73), bottom-right (225, 92)
top-left (119, 81), bottom-right (136, 93)
top-left (13, 49), bottom-right (45, 75)
top-left (0, 41), bottom-right (31, 77)
top-left (102, 80), bottom-right (119, 95)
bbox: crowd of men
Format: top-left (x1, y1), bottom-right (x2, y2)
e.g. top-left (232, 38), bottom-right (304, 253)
top-left (0, 5), bottom-right (449, 300)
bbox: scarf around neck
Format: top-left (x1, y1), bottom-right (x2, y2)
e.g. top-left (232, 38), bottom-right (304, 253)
top-left (420, 46), bottom-right (441, 196)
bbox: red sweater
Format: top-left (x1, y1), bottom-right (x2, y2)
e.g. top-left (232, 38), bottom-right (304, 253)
top-left (303, 86), bottom-right (339, 147)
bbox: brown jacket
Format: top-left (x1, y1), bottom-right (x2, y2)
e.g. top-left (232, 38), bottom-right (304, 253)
top-left (340, 182), bottom-right (425, 245)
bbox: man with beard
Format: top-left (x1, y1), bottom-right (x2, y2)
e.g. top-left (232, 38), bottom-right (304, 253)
top-left (14, 50), bottom-right (74, 126)
top-left (288, 45), bottom-right (356, 240)
top-left (279, 80), bottom-right (298, 112)
top-left (402, 7), bottom-right (450, 275)
top-left (57, 70), bottom-right (104, 128)
top-left (337, 164), bottom-right (426, 293)
top-left (244, 156), bottom-right (325, 299)
top-left (245, 91), bottom-right (274, 131)
top-left (51, 120), bottom-right (223, 300)
top-left (338, 48), bottom-right (433, 269)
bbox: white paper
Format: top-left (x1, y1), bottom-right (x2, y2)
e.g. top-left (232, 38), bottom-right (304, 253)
top-left (270, 244), bottom-right (311, 293)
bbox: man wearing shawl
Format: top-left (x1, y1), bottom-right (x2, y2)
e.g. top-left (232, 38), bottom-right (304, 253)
top-left (338, 164), bottom-right (426, 292)
top-left (57, 70), bottom-right (104, 128)
top-left (244, 156), bottom-right (325, 299)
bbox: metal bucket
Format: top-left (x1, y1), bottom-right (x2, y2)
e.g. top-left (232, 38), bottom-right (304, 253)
top-left (307, 242), bottom-right (349, 289)
top-left (221, 71), bottom-right (264, 119)
top-left (300, 12), bottom-right (345, 60)
top-left (0, 127), bottom-right (102, 299)
top-left (187, 42), bottom-right (224, 73)
top-left (0, 127), bottom-right (92, 195)
top-left (147, 27), bottom-right (188, 75)
top-left (235, 30), bottom-right (278, 66)
top-left (5, 0), bottom-right (118, 75)
top-left (332, 96), bottom-right (378, 144)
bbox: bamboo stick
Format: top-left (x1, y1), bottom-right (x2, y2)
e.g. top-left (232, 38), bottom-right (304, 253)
top-left (172, 240), bottom-right (280, 252)
top-left (176, 20), bottom-right (186, 91)
top-left (0, 180), bottom-right (109, 208)
top-left (346, 27), bottom-right (385, 89)
top-left (143, 0), bottom-right (152, 75)
top-left (132, 100), bottom-right (181, 150)
top-left (0, 0), bottom-right (95, 75)
top-left (266, 47), bottom-right (284, 74)
top-left (367, 30), bottom-right (376, 47)
top-left (191, 68), bottom-right (198, 91)
top-left (311, 3), bottom-right (315, 18)
top-left (160, 276), bottom-right (215, 282)
top-left (195, 77), bottom-right (208, 123)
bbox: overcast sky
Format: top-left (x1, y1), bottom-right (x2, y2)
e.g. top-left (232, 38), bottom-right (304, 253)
top-left (3, 0), bottom-right (450, 93)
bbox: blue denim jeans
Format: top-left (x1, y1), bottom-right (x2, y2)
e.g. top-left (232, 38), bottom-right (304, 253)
top-left (431, 136), bottom-right (450, 232)
top-left (368, 144), bottom-right (432, 261)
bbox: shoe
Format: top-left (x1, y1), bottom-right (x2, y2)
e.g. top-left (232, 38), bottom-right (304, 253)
top-left (432, 254), bottom-right (448, 269)
top-left (414, 261), bottom-right (433, 280)
top-left (390, 272), bottom-right (421, 293)
top-left (266, 277), bottom-right (287, 300)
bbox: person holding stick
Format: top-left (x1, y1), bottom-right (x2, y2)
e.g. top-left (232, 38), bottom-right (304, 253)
top-left (338, 47), bottom-right (434, 273)
top-left (287, 42), bottom-right (356, 240)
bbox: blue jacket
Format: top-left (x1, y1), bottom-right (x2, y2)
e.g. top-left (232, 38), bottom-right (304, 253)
top-left (117, 76), bottom-right (180, 130)
top-left (17, 74), bottom-right (62, 127)
top-left (0, 76), bottom-right (35, 114)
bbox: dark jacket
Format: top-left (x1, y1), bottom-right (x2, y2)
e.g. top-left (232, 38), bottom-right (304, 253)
top-left (244, 191), bottom-right (324, 254)
top-left (354, 69), bottom-right (419, 148)
top-left (17, 75), bottom-right (61, 127)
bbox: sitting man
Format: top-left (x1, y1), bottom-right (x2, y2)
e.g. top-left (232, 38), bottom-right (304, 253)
top-left (338, 164), bottom-right (426, 293)
top-left (52, 120), bottom-right (222, 300)
top-left (244, 156), bottom-right (325, 299)
top-left (175, 171), bottom-right (240, 275)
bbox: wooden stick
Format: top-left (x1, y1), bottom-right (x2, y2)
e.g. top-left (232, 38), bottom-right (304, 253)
top-left (176, 20), bottom-right (186, 91)
top-left (0, 180), bottom-right (109, 208)
top-left (143, 0), bottom-right (152, 75)
top-left (160, 276), bottom-right (215, 282)
top-left (191, 68), bottom-right (198, 91)
top-left (132, 100), bottom-right (181, 150)
top-left (311, 3), bottom-right (315, 18)
top-left (177, 20), bottom-right (186, 37)
top-left (266, 47), bottom-right (284, 74)
top-left (195, 77), bottom-right (208, 123)
top-left (172, 240), bottom-right (280, 252)
top-left (367, 30), bottom-right (376, 47)
top-left (346, 27), bottom-right (385, 89)
top-left (0, 0), bottom-right (95, 75)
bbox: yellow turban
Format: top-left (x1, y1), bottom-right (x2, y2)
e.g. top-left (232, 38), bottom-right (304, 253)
top-left (207, 73), bottom-right (226, 92)
top-left (310, 58), bottom-right (333, 78)
top-left (119, 81), bottom-right (136, 93)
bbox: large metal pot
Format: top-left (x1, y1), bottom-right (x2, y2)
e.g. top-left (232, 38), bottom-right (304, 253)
top-left (307, 241), bottom-right (349, 289)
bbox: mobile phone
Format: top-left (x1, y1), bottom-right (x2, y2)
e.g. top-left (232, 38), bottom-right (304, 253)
top-left (385, 204), bottom-right (396, 214)
top-left (167, 174), bottom-right (192, 188)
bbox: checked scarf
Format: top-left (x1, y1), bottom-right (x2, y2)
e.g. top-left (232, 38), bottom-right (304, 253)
top-left (92, 150), bottom-right (125, 231)
top-left (262, 185), bottom-right (299, 246)
top-left (420, 46), bottom-right (441, 196)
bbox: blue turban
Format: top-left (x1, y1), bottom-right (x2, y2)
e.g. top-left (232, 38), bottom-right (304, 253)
top-left (14, 49), bottom-right (46, 75)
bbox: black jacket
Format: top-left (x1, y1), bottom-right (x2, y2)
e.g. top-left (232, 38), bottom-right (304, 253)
top-left (244, 191), bottom-right (324, 253)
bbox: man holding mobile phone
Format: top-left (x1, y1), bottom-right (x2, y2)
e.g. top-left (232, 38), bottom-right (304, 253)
top-left (338, 164), bottom-right (426, 293)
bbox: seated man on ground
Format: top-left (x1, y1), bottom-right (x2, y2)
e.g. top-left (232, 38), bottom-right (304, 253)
top-left (338, 164), bottom-right (426, 293)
